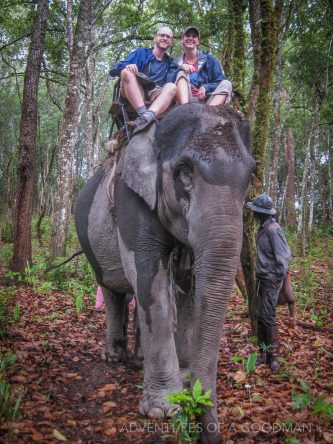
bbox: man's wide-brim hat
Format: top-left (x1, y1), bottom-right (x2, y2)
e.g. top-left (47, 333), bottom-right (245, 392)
top-left (182, 26), bottom-right (200, 38)
top-left (247, 193), bottom-right (276, 215)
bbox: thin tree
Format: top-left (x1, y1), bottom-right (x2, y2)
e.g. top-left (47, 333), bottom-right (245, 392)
top-left (283, 127), bottom-right (297, 225)
top-left (51, 0), bottom-right (92, 257)
top-left (241, 0), bottom-right (284, 327)
top-left (11, 0), bottom-right (49, 273)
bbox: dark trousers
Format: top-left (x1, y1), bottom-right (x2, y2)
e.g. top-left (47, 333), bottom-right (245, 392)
top-left (254, 279), bottom-right (282, 327)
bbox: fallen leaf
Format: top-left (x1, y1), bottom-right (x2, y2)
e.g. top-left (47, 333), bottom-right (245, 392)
top-left (233, 370), bottom-right (246, 383)
top-left (31, 431), bottom-right (46, 442)
top-left (103, 427), bottom-right (118, 436)
top-left (100, 401), bottom-right (117, 414)
top-left (98, 383), bottom-right (117, 392)
top-left (67, 419), bottom-right (77, 427)
top-left (313, 337), bottom-right (326, 347)
top-left (323, 432), bottom-right (333, 443)
top-left (52, 429), bottom-right (67, 441)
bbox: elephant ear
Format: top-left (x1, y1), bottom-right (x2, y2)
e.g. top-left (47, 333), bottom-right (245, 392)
top-left (117, 122), bottom-right (158, 210)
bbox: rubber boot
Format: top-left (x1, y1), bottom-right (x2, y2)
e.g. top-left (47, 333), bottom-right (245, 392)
top-left (266, 325), bottom-right (280, 372)
top-left (256, 321), bottom-right (268, 365)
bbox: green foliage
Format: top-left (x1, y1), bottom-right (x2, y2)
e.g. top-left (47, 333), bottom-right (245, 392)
top-left (231, 351), bottom-right (257, 374)
top-left (0, 380), bottom-right (26, 423)
top-left (165, 379), bottom-right (213, 443)
top-left (276, 358), bottom-right (297, 380)
top-left (0, 288), bottom-right (19, 340)
top-left (292, 379), bottom-right (333, 420)
top-left (75, 294), bottom-right (84, 314)
top-left (245, 352), bottom-right (257, 374)
top-left (0, 352), bottom-right (26, 424)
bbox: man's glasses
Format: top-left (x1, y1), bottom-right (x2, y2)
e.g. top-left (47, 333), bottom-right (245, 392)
top-left (157, 33), bottom-right (173, 40)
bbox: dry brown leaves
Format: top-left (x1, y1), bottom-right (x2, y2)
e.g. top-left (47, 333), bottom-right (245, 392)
top-left (0, 280), bottom-right (332, 443)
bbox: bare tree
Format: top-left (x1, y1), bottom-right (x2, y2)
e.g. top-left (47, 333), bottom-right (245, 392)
top-left (283, 127), bottom-right (297, 225)
top-left (12, 0), bottom-right (49, 272)
top-left (268, 40), bottom-right (283, 205)
top-left (51, 0), bottom-right (92, 257)
top-left (328, 129), bottom-right (333, 223)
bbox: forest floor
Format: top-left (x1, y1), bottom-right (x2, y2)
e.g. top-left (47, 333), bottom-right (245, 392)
top-left (1, 240), bottom-right (333, 444)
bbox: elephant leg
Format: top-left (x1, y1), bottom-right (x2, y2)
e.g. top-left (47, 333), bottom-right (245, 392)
top-left (175, 290), bottom-right (193, 387)
top-left (101, 286), bottom-right (128, 363)
top-left (135, 260), bottom-right (182, 419)
top-left (127, 298), bottom-right (144, 368)
top-left (133, 302), bottom-right (144, 366)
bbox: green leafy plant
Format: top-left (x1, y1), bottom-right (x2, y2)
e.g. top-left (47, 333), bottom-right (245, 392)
top-left (0, 290), bottom-right (20, 340)
top-left (0, 380), bottom-right (26, 423)
top-left (292, 379), bottom-right (333, 420)
top-left (0, 353), bottom-right (26, 424)
top-left (277, 357), bottom-right (297, 380)
top-left (75, 294), bottom-right (84, 314)
top-left (231, 352), bottom-right (257, 374)
top-left (245, 352), bottom-right (257, 374)
top-left (12, 303), bottom-right (20, 322)
top-left (165, 379), bottom-right (213, 443)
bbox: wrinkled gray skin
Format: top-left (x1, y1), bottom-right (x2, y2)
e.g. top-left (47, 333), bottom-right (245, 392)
top-left (75, 104), bottom-right (255, 443)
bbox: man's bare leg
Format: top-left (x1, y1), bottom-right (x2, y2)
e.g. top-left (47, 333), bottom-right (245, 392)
top-left (176, 77), bottom-right (190, 104)
top-left (120, 69), bottom-right (145, 109)
top-left (128, 83), bottom-right (176, 130)
top-left (149, 83), bottom-right (177, 117)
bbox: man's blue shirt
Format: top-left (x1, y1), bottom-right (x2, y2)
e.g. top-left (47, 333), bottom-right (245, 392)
top-left (110, 48), bottom-right (171, 87)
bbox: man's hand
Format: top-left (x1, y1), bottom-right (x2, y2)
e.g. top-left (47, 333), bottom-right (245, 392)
top-left (181, 63), bottom-right (196, 74)
top-left (125, 64), bottom-right (139, 75)
top-left (197, 86), bottom-right (206, 100)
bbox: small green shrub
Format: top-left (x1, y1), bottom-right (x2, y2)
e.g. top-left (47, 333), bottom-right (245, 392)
top-left (292, 379), bottom-right (333, 420)
top-left (231, 352), bottom-right (257, 374)
top-left (165, 379), bottom-right (213, 443)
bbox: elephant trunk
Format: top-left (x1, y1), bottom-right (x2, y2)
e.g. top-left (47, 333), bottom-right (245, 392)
top-left (188, 195), bottom-right (243, 441)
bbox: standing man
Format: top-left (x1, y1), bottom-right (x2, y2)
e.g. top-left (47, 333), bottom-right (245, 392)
top-left (170, 26), bottom-right (232, 106)
top-left (110, 26), bottom-right (176, 131)
top-left (247, 194), bottom-right (291, 372)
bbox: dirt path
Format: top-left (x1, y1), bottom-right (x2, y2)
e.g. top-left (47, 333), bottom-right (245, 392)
top-left (1, 285), bottom-right (332, 443)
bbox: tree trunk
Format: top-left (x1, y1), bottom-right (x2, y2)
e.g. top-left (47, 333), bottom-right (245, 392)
top-left (251, 0), bottom-right (283, 184)
top-left (268, 39), bottom-right (283, 205)
top-left (297, 111), bottom-right (317, 255)
top-left (11, 0), bottom-right (49, 273)
top-left (230, 0), bottom-right (247, 104)
top-left (328, 129), bottom-right (333, 223)
top-left (85, 29), bottom-right (96, 179)
top-left (243, 0), bottom-right (284, 332)
top-left (247, 0), bottom-right (261, 120)
top-left (284, 127), bottom-right (297, 225)
top-left (51, 0), bottom-right (92, 257)
top-left (308, 122), bottom-right (320, 243)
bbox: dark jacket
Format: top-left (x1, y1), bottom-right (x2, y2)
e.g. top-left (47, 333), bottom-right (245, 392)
top-left (110, 48), bottom-right (172, 87)
top-left (168, 50), bottom-right (227, 95)
top-left (256, 218), bottom-right (291, 284)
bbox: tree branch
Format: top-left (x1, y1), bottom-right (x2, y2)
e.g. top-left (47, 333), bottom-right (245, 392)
top-left (0, 33), bottom-right (32, 52)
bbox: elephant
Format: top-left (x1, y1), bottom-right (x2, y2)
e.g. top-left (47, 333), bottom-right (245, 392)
top-left (75, 103), bottom-right (255, 443)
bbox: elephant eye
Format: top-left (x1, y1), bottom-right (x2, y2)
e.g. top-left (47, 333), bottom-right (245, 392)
top-left (178, 166), bottom-right (193, 192)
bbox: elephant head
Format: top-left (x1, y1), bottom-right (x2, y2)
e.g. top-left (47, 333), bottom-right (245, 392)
top-left (118, 103), bottom-right (255, 442)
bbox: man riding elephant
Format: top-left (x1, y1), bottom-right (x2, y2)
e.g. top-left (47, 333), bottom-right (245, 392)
top-left (110, 26), bottom-right (176, 132)
top-left (170, 26), bottom-right (232, 106)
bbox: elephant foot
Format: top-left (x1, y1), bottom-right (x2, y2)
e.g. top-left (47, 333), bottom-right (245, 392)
top-left (139, 393), bottom-right (180, 419)
top-left (128, 356), bottom-right (144, 369)
top-left (199, 409), bottom-right (220, 444)
top-left (102, 339), bottom-right (128, 363)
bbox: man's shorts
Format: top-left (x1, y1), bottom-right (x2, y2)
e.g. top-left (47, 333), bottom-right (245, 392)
top-left (175, 71), bottom-right (232, 103)
top-left (120, 72), bottom-right (160, 105)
